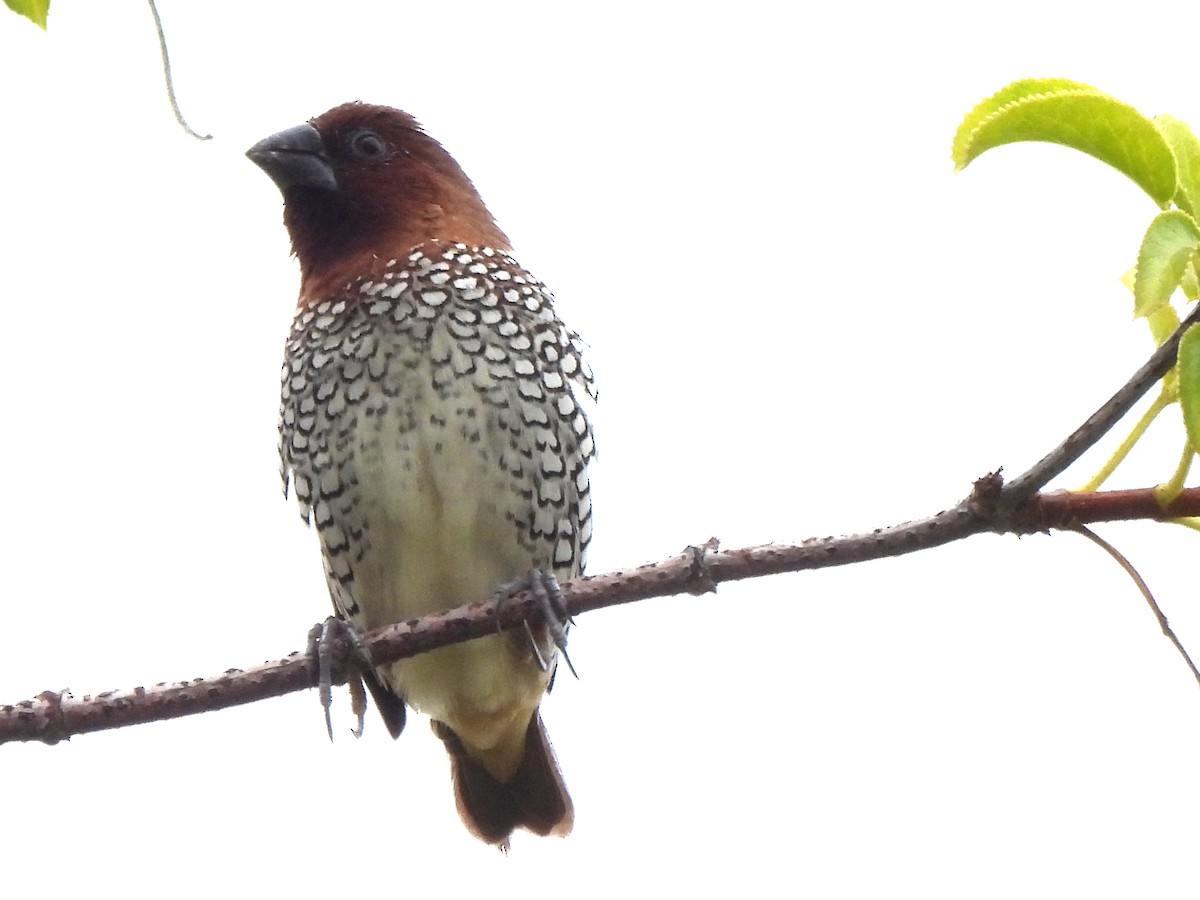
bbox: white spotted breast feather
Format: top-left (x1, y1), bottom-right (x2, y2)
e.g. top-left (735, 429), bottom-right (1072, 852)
top-left (277, 241), bottom-right (597, 623)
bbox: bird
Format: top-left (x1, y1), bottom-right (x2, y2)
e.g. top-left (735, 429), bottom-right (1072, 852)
top-left (246, 102), bottom-right (596, 847)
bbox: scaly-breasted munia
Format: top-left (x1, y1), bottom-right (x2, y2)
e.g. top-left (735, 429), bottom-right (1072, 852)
top-left (247, 102), bottom-right (595, 847)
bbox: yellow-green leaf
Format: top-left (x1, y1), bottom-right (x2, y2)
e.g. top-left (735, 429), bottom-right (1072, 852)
top-left (1156, 115), bottom-right (1200, 218)
top-left (1147, 302), bottom-right (1181, 347)
top-left (953, 78), bottom-right (1176, 206)
top-left (1182, 258), bottom-right (1200, 302)
top-left (1134, 210), bottom-right (1200, 318)
top-left (4, 0), bottom-right (48, 28)
top-left (1149, 305), bottom-right (1181, 398)
top-left (1176, 324), bottom-right (1200, 450)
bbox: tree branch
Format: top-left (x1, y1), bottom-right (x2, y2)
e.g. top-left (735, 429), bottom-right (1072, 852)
top-left (1001, 302), bottom-right (1200, 509)
top-left (3, 311), bottom-right (1198, 746)
top-left (3, 484), bottom-right (1197, 746)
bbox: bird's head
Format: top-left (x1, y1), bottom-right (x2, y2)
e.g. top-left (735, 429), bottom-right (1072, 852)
top-left (247, 102), bottom-right (510, 302)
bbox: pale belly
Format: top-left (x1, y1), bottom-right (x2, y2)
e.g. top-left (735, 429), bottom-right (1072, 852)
top-left (345, 391), bottom-right (553, 773)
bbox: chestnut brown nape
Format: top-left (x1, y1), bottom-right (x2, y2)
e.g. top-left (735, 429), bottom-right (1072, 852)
top-left (284, 102), bottom-right (511, 301)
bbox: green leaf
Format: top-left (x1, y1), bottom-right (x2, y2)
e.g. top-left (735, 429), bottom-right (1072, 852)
top-left (4, 0), bottom-right (48, 28)
top-left (952, 78), bottom-right (1176, 206)
top-left (1147, 302), bottom-right (1181, 347)
top-left (1156, 114), bottom-right (1200, 218)
top-left (1134, 210), bottom-right (1200, 317)
top-left (1150, 303), bottom-right (1181, 397)
top-left (1182, 259), bottom-right (1200, 302)
top-left (1176, 324), bottom-right (1200, 451)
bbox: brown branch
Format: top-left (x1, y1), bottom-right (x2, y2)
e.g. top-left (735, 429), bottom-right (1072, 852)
top-left (3, 311), bottom-right (1199, 746)
top-left (1016, 487), bottom-right (1200, 530)
top-left (3, 484), bottom-right (1198, 746)
top-left (1001, 302), bottom-right (1200, 509)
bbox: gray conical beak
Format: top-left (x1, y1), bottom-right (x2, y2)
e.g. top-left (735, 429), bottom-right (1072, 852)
top-left (247, 123), bottom-right (337, 193)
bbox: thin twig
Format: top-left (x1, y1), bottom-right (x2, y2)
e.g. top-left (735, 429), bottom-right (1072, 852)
top-left (1077, 389), bottom-right (1171, 492)
top-left (1002, 303), bottom-right (1200, 510)
top-left (1071, 524), bottom-right (1200, 687)
top-left (147, 0), bottom-right (211, 141)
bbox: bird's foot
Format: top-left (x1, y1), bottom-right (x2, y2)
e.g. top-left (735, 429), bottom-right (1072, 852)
top-left (305, 616), bottom-right (375, 740)
top-left (494, 569), bottom-right (578, 679)
top-left (500, 570), bottom-right (573, 674)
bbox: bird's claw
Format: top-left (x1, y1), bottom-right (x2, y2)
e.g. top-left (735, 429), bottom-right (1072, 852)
top-left (348, 673), bottom-right (368, 738)
top-left (306, 616), bottom-right (374, 740)
top-left (495, 569), bottom-right (578, 679)
top-left (531, 570), bottom-right (578, 679)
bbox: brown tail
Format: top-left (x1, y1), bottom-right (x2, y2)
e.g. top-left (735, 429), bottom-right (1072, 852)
top-left (432, 712), bottom-right (573, 847)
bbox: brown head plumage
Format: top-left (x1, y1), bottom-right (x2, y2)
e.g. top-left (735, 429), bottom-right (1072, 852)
top-left (248, 102), bottom-right (510, 302)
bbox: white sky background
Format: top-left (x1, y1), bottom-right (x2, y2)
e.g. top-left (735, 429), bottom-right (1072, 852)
top-left (2, 1), bottom-right (1199, 895)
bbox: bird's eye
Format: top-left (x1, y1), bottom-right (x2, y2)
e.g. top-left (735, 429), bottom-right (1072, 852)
top-left (349, 130), bottom-right (390, 160)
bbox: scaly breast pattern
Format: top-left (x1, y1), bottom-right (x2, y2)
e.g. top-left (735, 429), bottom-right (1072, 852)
top-left (279, 241), bottom-right (595, 732)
